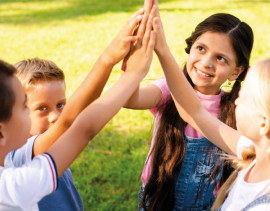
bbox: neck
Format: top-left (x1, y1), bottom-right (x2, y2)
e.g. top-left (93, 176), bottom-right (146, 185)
top-left (194, 86), bottom-right (221, 95)
top-left (246, 138), bottom-right (270, 183)
top-left (0, 154), bottom-right (5, 166)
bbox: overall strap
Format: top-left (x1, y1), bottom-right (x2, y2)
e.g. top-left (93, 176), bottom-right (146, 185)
top-left (242, 194), bottom-right (270, 211)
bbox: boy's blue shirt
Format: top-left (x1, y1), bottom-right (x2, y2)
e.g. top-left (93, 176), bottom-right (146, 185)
top-left (4, 135), bottom-right (84, 211)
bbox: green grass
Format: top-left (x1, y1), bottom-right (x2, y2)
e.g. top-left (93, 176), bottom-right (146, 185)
top-left (1, 0), bottom-right (269, 210)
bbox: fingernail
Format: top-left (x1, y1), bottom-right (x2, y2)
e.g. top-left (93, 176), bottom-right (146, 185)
top-left (137, 15), bottom-right (142, 19)
top-left (139, 8), bottom-right (144, 12)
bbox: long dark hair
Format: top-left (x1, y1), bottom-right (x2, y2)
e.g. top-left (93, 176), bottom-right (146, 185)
top-left (141, 13), bottom-right (253, 211)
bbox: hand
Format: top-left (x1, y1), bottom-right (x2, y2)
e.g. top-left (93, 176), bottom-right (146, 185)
top-left (152, 0), bottom-right (168, 55)
top-left (102, 8), bottom-right (144, 66)
top-left (125, 12), bottom-right (156, 78)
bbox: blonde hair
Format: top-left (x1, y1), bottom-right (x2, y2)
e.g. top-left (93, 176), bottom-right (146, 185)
top-left (212, 58), bottom-right (270, 210)
top-left (14, 58), bottom-right (65, 91)
top-left (247, 58), bottom-right (270, 118)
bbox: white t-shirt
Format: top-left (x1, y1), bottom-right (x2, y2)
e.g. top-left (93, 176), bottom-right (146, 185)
top-left (237, 136), bottom-right (254, 159)
top-left (221, 159), bottom-right (270, 210)
top-left (0, 153), bottom-right (58, 211)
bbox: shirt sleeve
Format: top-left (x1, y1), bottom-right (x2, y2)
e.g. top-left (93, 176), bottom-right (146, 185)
top-left (237, 136), bottom-right (254, 159)
top-left (0, 153), bottom-right (58, 211)
top-left (4, 135), bottom-right (37, 168)
top-left (149, 76), bottom-right (171, 116)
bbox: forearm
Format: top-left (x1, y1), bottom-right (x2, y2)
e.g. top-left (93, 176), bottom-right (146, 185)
top-left (59, 53), bottom-right (114, 128)
top-left (47, 71), bottom-right (145, 176)
top-left (123, 86), bottom-right (140, 108)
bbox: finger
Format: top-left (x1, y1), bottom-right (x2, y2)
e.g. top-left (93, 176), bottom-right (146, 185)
top-left (153, 17), bottom-right (160, 34)
top-left (148, 5), bottom-right (157, 25)
top-left (142, 20), bottom-right (153, 49)
top-left (146, 31), bottom-right (156, 54)
top-left (144, 0), bottom-right (153, 16)
top-left (136, 13), bottom-right (149, 40)
top-left (153, 0), bottom-right (161, 19)
top-left (128, 8), bottom-right (144, 22)
top-left (125, 14), bottom-right (143, 36)
top-left (123, 36), bottom-right (138, 46)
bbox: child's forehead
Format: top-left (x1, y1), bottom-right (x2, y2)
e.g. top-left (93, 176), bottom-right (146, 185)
top-left (26, 80), bottom-right (66, 103)
top-left (26, 79), bottom-right (65, 91)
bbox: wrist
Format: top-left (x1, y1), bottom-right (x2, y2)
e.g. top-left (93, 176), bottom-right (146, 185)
top-left (155, 42), bottom-right (170, 58)
top-left (99, 50), bottom-right (116, 68)
top-left (123, 70), bottom-right (146, 82)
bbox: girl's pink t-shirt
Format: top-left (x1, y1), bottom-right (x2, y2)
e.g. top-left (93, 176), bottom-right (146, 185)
top-left (141, 76), bottom-right (224, 187)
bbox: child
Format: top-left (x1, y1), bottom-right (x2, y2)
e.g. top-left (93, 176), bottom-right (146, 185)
top-left (124, 0), bottom-right (254, 210)
top-left (155, 20), bottom-right (270, 208)
top-left (5, 8), bottom-right (146, 210)
top-left (14, 58), bottom-right (67, 138)
top-left (0, 8), bottom-right (156, 210)
top-left (12, 58), bottom-right (83, 210)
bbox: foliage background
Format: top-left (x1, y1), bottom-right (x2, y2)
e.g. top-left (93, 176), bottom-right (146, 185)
top-left (0, 0), bottom-right (269, 210)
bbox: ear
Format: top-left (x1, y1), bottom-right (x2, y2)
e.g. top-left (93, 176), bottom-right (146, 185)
top-left (259, 116), bottom-right (270, 137)
top-left (228, 66), bottom-right (244, 81)
top-left (0, 123), bottom-right (6, 147)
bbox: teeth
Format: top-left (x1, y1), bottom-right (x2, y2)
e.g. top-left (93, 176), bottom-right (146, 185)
top-left (197, 69), bottom-right (211, 77)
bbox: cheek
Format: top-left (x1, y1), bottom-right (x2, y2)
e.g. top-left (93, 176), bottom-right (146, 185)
top-left (29, 115), bottom-right (49, 134)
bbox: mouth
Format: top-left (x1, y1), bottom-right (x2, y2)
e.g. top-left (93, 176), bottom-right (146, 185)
top-left (195, 67), bottom-right (213, 78)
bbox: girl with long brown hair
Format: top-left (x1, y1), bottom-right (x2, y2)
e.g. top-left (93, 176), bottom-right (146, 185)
top-left (124, 0), bottom-right (253, 210)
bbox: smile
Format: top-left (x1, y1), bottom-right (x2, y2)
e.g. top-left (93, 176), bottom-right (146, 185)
top-left (195, 68), bottom-right (213, 78)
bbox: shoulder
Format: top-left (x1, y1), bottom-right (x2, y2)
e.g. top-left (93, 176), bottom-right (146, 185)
top-left (4, 135), bottom-right (38, 167)
top-left (0, 153), bottom-right (57, 210)
top-left (149, 76), bottom-right (171, 111)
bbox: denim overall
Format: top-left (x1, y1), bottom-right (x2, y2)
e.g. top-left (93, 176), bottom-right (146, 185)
top-left (172, 136), bottom-right (223, 211)
top-left (139, 136), bottom-right (223, 211)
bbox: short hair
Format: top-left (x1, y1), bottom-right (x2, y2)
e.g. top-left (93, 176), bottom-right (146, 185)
top-left (14, 58), bottom-right (65, 91)
top-left (0, 59), bottom-right (16, 122)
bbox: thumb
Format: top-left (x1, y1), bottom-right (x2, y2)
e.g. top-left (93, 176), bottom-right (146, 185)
top-left (123, 36), bottom-right (138, 47)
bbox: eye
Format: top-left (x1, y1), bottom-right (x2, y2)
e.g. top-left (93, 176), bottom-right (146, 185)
top-left (57, 103), bottom-right (65, 109)
top-left (38, 106), bottom-right (47, 112)
top-left (217, 56), bottom-right (227, 63)
top-left (197, 46), bottom-right (205, 52)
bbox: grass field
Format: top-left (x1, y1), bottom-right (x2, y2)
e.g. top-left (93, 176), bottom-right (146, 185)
top-left (0, 0), bottom-right (269, 210)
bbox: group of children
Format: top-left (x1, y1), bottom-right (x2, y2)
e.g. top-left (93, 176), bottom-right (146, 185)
top-left (0, 0), bottom-right (269, 210)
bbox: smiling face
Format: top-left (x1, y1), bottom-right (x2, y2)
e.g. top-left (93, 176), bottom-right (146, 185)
top-left (27, 80), bottom-right (66, 136)
top-left (187, 31), bottom-right (242, 95)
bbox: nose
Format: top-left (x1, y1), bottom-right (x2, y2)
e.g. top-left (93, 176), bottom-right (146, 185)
top-left (48, 110), bottom-right (60, 124)
top-left (201, 54), bottom-right (214, 69)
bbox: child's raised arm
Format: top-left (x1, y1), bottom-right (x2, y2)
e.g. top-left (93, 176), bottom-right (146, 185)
top-left (47, 14), bottom-right (156, 177)
top-left (152, 14), bottom-right (241, 155)
top-left (33, 9), bottom-right (144, 156)
top-left (124, 5), bottom-right (163, 110)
